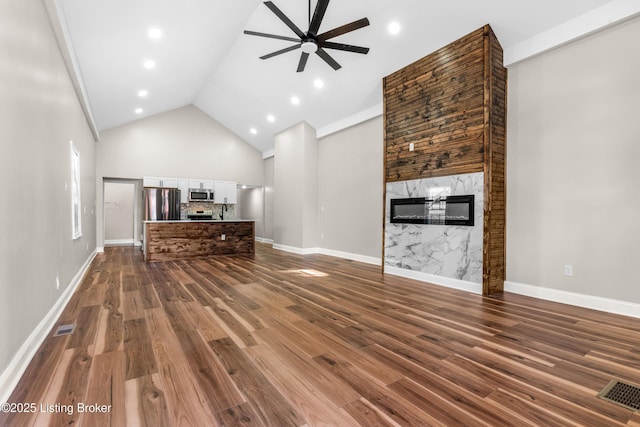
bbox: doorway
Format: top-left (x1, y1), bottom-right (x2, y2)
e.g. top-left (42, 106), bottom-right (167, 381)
top-left (104, 181), bottom-right (136, 246)
top-left (237, 185), bottom-right (270, 242)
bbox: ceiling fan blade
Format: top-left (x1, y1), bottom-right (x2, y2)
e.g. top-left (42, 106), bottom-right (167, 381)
top-left (317, 17), bottom-right (370, 42)
top-left (263, 1), bottom-right (306, 39)
top-left (308, 0), bottom-right (330, 36)
top-left (260, 44), bottom-right (301, 60)
top-left (319, 41), bottom-right (369, 54)
top-left (244, 30), bottom-right (300, 43)
top-left (297, 52), bottom-right (310, 72)
top-left (316, 48), bottom-right (341, 70)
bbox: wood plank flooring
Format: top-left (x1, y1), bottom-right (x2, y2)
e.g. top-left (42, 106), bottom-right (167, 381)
top-left (2, 244), bottom-right (640, 426)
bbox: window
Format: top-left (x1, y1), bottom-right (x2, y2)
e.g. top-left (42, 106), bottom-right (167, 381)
top-left (71, 141), bottom-right (82, 239)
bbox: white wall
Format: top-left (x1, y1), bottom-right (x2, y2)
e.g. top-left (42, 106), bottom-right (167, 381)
top-left (273, 122), bottom-right (318, 250)
top-left (237, 187), bottom-right (265, 239)
top-left (104, 181), bottom-right (135, 243)
top-left (96, 104), bottom-right (265, 246)
top-left (267, 116), bottom-right (384, 262)
top-left (318, 117), bottom-right (383, 261)
top-left (302, 122), bottom-right (319, 249)
top-left (263, 157), bottom-right (274, 242)
top-left (0, 0), bottom-right (96, 399)
top-left (506, 15), bottom-right (640, 305)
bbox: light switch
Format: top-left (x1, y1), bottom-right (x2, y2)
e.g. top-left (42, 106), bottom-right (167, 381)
top-left (409, 143), bottom-right (415, 151)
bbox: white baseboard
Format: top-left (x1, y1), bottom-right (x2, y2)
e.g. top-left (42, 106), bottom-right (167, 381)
top-left (504, 280), bottom-right (640, 319)
top-left (317, 248), bottom-right (381, 266)
top-left (384, 266), bottom-right (482, 295)
top-left (0, 249), bottom-right (97, 404)
top-left (255, 237), bottom-right (274, 244)
top-left (271, 244), bottom-right (382, 266)
top-left (272, 244), bottom-right (319, 255)
top-left (104, 239), bottom-right (135, 246)
top-left (96, 246), bottom-right (104, 253)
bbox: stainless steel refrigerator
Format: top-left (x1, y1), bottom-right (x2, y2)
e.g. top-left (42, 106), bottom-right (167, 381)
top-left (144, 187), bottom-right (181, 220)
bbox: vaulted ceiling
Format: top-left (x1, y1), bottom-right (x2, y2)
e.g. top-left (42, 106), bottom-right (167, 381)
top-left (56, 0), bottom-right (633, 153)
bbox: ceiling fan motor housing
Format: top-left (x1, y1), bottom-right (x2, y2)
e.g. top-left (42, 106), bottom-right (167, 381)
top-left (301, 39), bottom-right (318, 54)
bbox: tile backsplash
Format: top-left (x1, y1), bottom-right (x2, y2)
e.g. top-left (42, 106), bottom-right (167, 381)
top-left (180, 202), bottom-right (235, 220)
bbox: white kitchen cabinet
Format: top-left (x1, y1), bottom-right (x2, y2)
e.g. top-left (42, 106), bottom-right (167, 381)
top-left (225, 182), bottom-right (237, 204)
top-left (188, 179), bottom-right (214, 190)
top-left (143, 177), bottom-right (161, 187)
top-left (143, 176), bottom-right (178, 188)
top-left (177, 178), bottom-right (189, 204)
top-left (214, 180), bottom-right (237, 204)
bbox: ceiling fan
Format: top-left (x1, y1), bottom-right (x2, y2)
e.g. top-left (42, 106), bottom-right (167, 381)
top-left (244, 0), bottom-right (370, 72)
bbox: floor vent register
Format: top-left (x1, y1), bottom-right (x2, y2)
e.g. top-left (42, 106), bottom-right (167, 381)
top-left (53, 323), bottom-right (77, 337)
top-left (598, 379), bottom-right (640, 411)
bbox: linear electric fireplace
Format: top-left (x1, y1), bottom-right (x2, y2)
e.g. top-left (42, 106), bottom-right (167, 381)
top-left (390, 195), bottom-right (474, 226)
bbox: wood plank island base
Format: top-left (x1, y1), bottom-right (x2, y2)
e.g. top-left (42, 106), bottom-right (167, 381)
top-left (144, 220), bottom-right (255, 261)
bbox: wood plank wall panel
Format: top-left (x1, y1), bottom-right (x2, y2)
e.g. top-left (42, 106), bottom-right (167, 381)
top-left (384, 27), bottom-right (487, 182)
top-left (483, 27), bottom-right (507, 295)
top-left (145, 222), bottom-right (255, 262)
top-left (383, 25), bottom-right (507, 294)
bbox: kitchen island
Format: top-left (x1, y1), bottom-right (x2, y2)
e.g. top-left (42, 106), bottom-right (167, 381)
top-left (143, 220), bottom-right (255, 262)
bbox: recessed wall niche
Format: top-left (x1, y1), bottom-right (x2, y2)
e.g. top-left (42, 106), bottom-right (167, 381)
top-left (383, 25), bottom-right (506, 295)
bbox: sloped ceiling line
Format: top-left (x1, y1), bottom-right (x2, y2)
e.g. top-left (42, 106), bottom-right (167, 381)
top-left (50, 1), bottom-right (640, 153)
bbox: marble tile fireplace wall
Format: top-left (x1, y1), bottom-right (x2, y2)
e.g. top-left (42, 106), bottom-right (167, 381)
top-left (385, 172), bottom-right (484, 292)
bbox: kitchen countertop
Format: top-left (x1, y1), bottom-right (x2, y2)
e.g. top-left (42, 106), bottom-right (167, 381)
top-left (143, 219), bottom-right (255, 223)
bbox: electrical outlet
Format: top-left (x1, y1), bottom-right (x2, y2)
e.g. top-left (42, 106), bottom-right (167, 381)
top-left (56, 275), bottom-right (60, 290)
top-left (564, 265), bottom-right (573, 276)
top-left (221, 234), bottom-right (226, 241)
top-left (409, 142), bottom-right (415, 151)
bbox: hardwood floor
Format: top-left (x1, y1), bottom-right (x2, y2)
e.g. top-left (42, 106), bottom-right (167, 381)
top-left (2, 244), bottom-right (640, 426)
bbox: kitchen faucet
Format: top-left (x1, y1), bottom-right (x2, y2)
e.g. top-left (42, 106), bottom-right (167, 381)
top-left (219, 204), bottom-right (228, 220)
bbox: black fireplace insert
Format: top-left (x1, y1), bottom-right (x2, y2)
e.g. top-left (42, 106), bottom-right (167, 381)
top-left (390, 195), bottom-right (474, 226)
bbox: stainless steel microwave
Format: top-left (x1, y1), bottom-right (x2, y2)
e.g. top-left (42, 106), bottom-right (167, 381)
top-left (188, 188), bottom-right (213, 202)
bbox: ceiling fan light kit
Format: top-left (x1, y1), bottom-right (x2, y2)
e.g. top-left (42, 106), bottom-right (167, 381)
top-left (244, 0), bottom-right (370, 72)
top-left (301, 40), bottom-right (318, 54)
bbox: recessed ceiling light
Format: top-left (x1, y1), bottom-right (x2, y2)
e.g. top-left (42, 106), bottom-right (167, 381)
top-left (290, 96), bottom-right (300, 105)
top-left (267, 114), bottom-right (275, 123)
top-left (388, 22), bottom-right (401, 35)
top-left (143, 60), bottom-right (156, 69)
top-left (250, 128), bottom-right (258, 135)
top-left (313, 79), bottom-right (324, 89)
top-left (135, 108), bottom-right (144, 114)
top-left (148, 28), bottom-right (163, 39)
top-left (137, 89), bottom-right (148, 97)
